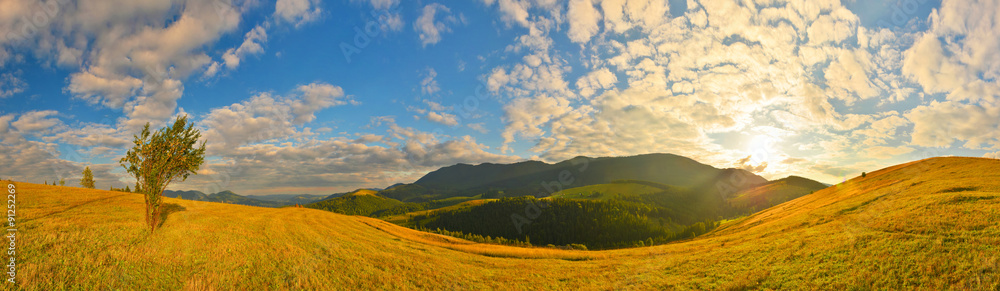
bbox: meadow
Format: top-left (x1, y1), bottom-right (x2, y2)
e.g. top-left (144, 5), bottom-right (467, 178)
top-left (11, 157), bottom-right (1000, 289)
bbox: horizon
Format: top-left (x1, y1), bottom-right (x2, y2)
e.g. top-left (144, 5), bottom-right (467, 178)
top-left (2, 0), bottom-right (1000, 195)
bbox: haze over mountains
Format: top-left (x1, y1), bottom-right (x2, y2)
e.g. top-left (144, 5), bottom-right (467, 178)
top-left (161, 190), bottom-right (326, 207)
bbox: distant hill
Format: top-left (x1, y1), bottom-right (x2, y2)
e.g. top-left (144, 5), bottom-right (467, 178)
top-left (163, 189), bottom-right (285, 208)
top-left (163, 190), bottom-right (209, 201)
top-left (252, 194), bottom-right (327, 205)
top-left (381, 153), bottom-right (767, 202)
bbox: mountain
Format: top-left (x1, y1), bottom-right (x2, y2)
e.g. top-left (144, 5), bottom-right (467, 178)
top-left (251, 194), bottom-right (327, 205)
top-left (381, 153), bottom-right (767, 202)
top-left (162, 189), bottom-right (285, 207)
top-left (162, 189), bottom-right (209, 201)
top-left (25, 157), bottom-right (1000, 289)
top-left (208, 190), bottom-right (284, 207)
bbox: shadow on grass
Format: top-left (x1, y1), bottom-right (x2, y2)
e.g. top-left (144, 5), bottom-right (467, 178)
top-left (158, 203), bottom-right (187, 228)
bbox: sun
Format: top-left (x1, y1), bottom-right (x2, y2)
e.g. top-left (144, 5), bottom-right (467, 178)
top-left (746, 135), bottom-right (779, 167)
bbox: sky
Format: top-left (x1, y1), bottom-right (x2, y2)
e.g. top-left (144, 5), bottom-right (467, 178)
top-left (1, 0), bottom-right (999, 195)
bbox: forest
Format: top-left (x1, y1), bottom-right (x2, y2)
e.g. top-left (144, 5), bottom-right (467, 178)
top-left (418, 196), bottom-right (719, 249)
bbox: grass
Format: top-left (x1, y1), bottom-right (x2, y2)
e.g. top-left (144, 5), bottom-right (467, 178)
top-left (11, 157), bottom-right (1000, 289)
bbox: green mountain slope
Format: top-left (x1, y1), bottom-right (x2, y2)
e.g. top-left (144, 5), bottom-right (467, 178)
top-left (382, 153), bottom-right (767, 202)
top-left (304, 189), bottom-right (409, 216)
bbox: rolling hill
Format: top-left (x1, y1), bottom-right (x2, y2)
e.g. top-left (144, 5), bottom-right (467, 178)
top-left (304, 189), bottom-right (410, 216)
top-left (16, 157), bottom-right (1000, 289)
top-left (726, 175), bottom-right (828, 214)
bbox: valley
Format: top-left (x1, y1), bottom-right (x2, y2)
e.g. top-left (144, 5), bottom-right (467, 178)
top-left (16, 157), bottom-right (1000, 289)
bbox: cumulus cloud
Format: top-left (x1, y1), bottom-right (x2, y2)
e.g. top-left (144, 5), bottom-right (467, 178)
top-left (903, 0), bottom-right (1000, 102)
top-left (420, 68), bottom-right (440, 95)
top-left (415, 3), bottom-right (460, 47)
top-left (905, 101), bottom-right (1000, 149)
top-left (200, 82), bottom-right (351, 154)
top-left (179, 115), bottom-right (517, 194)
top-left (10, 110), bottom-right (62, 134)
top-left (275, 0), bottom-right (323, 27)
top-left (567, 0), bottom-right (601, 43)
top-left (0, 73), bottom-right (27, 98)
top-left (205, 24), bottom-right (268, 77)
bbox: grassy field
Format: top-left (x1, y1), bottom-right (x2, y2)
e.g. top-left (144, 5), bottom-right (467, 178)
top-left (11, 157), bottom-right (1000, 289)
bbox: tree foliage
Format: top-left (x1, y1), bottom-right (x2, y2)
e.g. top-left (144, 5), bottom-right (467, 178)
top-left (119, 116), bottom-right (206, 232)
top-left (80, 166), bottom-right (96, 189)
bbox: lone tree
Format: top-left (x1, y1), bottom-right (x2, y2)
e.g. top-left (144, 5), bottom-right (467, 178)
top-left (861, 172), bottom-right (867, 178)
top-left (120, 115), bottom-right (206, 232)
top-left (80, 166), bottom-right (96, 189)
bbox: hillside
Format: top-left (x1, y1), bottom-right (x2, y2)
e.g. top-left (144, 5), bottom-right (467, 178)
top-left (16, 157), bottom-right (1000, 289)
top-left (726, 175), bottom-right (828, 214)
top-left (304, 189), bottom-right (409, 216)
top-left (380, 153), bottom-right (767, 202)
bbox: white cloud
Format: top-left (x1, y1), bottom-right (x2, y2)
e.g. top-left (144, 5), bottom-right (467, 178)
top-left (420, 68), bottom-right (440, 95)
top-left (354, 0), bottom-right (399, 10)
top-left (467, 123), bottom-right (489, 133)
top-left (415, 3), bottom-right (459, 47)
top-left (575, 67), bottom-right (617, 97)
top-left (200, 82), bottom-right (351, 154)
top-left (902, 0), bottom-right (1000, 103)
top-left (0, 73), bottom-right (27, 98)
top-left (426, 111), bottom-right (459, 126)
top-left (221, 24), bottom-right (268, 70)
top-left (291, 82), bottom-right (349, 124)
top-left (905, 100), bottom-right (1000, 149)
top-left (10, 110), bottom-right (62, 134)
top-left (567, 0), bottom-right (601, 43)
top-left (178, 116), bottom-right (517, 194)
top-left (275, 0), bottom-right (322, 27)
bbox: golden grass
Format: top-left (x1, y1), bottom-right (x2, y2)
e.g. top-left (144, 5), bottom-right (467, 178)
top-left (346, 189), bottom-right (378, 196)
top-left (11, 157), bottom-right (1000, 289)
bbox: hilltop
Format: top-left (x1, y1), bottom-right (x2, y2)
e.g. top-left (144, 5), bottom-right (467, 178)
top-left (16, 157), bottom-right (1000, 289)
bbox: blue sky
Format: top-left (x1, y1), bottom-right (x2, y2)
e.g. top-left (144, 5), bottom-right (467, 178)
top-left (1, 0), bottom-right (998, 195)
